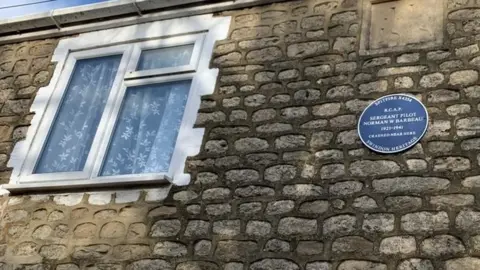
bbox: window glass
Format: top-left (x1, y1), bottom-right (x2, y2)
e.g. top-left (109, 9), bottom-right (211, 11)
top-left (100, 80), bottom-right (191, 176)
top-left (34, 55), bottom-right (121, 173)
top-left (136, 44), bottom-right (194, 70)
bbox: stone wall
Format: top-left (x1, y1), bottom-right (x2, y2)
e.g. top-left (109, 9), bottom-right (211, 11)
top-left (3, 0), bottom-right (480, 269)
top-left (0, 39), bottom-right (57, 185)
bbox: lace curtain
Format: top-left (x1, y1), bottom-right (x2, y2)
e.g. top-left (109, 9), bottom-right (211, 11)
top-left (100, 80), bottom-right (191, 176)
top-left (35, 55), bottom-right (121, 173)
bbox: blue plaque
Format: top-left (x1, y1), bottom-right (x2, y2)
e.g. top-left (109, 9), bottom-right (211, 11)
top-left (358, 94), bottom-right (428, 154)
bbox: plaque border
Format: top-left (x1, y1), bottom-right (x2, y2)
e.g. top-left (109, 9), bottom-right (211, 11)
top-left (357, 94), bottom-right (429, 154)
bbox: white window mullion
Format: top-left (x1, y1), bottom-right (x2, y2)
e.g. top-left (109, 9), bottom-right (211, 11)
top-left (82, 45), bottom-right (135, 179)
top-left (89, 44), bottom-right (139, 179)
top-left (89, 84), bottom-right (128, 179)
top-left (127, 43), bottom-right (142, 74)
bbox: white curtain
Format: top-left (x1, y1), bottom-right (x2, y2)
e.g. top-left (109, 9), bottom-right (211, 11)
top-left (35, 55), bottom-right (121, 173)
top-left (100, 80), bottom-right (191, 176)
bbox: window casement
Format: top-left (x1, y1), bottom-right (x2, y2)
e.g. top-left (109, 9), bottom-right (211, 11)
top-left (6, 14), bottom-right (230, 191)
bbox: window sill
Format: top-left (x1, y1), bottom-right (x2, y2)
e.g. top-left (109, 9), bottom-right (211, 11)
top-left (2, 176), bottom-right (171, 195)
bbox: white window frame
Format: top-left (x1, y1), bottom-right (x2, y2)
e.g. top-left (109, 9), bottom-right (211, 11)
top-left (7, 14), bottom-right (230, 189)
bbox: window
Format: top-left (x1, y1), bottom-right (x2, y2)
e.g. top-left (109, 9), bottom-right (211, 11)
top-left (8, 15), bottom-right (230, 189)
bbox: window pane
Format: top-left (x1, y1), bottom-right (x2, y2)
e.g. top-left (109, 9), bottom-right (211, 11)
top-left (100, 80), bottom-right (191, 176)
top-left (34, 55), bottom-right (122, 174)
top-left (136, 44), bottom-right (194, 71)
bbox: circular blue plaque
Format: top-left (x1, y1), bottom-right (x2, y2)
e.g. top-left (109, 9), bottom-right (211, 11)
top-left (358, 94), bottom-right (428, 154)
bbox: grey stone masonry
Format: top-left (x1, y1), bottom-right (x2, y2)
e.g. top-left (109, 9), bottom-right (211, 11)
top-left (4, 0), bottom-right (480, 269)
